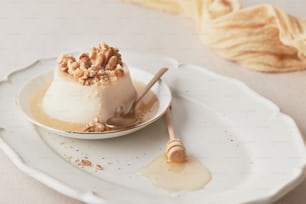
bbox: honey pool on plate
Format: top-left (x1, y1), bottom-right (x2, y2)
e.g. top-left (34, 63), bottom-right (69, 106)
top-left (30, 81), bottom-right (159, 132)
top-left (140, 154), bottom-right (211, 192)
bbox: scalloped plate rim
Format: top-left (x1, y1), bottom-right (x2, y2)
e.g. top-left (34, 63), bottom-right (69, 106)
top-left (0, 55), bottom-right (305, 204)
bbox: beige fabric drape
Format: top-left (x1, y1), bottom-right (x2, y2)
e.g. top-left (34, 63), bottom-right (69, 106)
top-left (125, 0), bottom-right (306, 72)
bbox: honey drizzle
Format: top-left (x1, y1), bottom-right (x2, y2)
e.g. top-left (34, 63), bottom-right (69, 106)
top-left (140, 154), bottom-right (212, 192)
top-left (30, 81), bottom-right (159, 132)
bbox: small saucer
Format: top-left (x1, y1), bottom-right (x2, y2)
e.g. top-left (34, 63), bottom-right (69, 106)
top-left (17, 66), bottom-right (172, 139)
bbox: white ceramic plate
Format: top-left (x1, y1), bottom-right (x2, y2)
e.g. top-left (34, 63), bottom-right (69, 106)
top-left (17, 66), bottom-right (171, 139)
top-left (0, 52), bottom-right (305, 204)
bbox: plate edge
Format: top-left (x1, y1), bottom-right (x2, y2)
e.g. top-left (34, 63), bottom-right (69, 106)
top-left (0, 129), bottom-right (107, 204)
top-left (0, 58), bottom-right (305, 204)
top-left (178, 64), bottom-right (306, 204)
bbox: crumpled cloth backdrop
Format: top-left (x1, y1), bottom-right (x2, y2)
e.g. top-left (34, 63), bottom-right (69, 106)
top-left (125, 0), bottom-right (306, 72)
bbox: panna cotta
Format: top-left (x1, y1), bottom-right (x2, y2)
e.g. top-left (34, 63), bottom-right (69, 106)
top-left (42, 43), bottom-right (137, 132)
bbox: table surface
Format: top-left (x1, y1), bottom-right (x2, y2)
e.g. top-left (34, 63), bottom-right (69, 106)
top-left (0, 0), bottom-right (305, 203)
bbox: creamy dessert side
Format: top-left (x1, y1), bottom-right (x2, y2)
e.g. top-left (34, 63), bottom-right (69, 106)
top-left (33, 43), bottom-right (158, 132)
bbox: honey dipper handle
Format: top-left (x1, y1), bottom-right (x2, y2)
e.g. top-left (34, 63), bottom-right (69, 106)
top-left (135, 67), bottom-right (168, 105)
top-left (165, 106), bottom-right (186, 163)
top-left (165, 106), bottom-right (176, 140)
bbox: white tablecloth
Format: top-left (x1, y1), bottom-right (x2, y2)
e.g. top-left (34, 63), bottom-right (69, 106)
top-left (0, 0), bottom-right (305, 203)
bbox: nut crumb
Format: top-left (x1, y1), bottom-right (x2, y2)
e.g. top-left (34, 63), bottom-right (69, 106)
top-left (80, 159), bottom-right (92, 167)
top-left (58, 43), bottom-right (124, 86)
top-left (95, 164), bottom-right (103, 170)
top-left (83, 117), bottom-right (105, 133)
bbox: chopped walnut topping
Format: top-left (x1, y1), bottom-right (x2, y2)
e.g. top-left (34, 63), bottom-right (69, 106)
top-left (58, 43), bottom-right (124, 86)
top-left (114, 68), bottom-right (124, 77)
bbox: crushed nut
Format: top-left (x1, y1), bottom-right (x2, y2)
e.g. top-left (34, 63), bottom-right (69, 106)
top-left (106, 56), bottom-right (118, 70)
top-left (114, 68), bottom-right (124, 77)
top-left (95, 164), bottom-right (103, 170)
top-left (83, 117), bottom-right (105, 132)
top-left (58, 43), bottom-right (124, 86)
top-left (80, 159), bottom-right (92, 167)
top-left (79, 53), bottom-right (89, 60)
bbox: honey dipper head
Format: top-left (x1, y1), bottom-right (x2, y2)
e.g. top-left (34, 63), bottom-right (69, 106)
top-left (166, 139), bottom-right (186, 163)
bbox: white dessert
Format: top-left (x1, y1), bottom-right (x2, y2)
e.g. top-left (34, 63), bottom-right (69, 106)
top-left (43, 65), bottom-right (136, 123)
top-left (42, 43), bottom-right (137, 132)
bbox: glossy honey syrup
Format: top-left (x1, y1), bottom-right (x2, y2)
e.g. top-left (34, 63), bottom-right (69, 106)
top-left (140, 154), bottom-right (211, 192)
top-left (30, 81), bottom-right (159, 132)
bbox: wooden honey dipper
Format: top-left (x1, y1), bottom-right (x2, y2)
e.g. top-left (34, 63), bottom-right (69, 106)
top-left (165, 106), bottom-right (186, 163)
